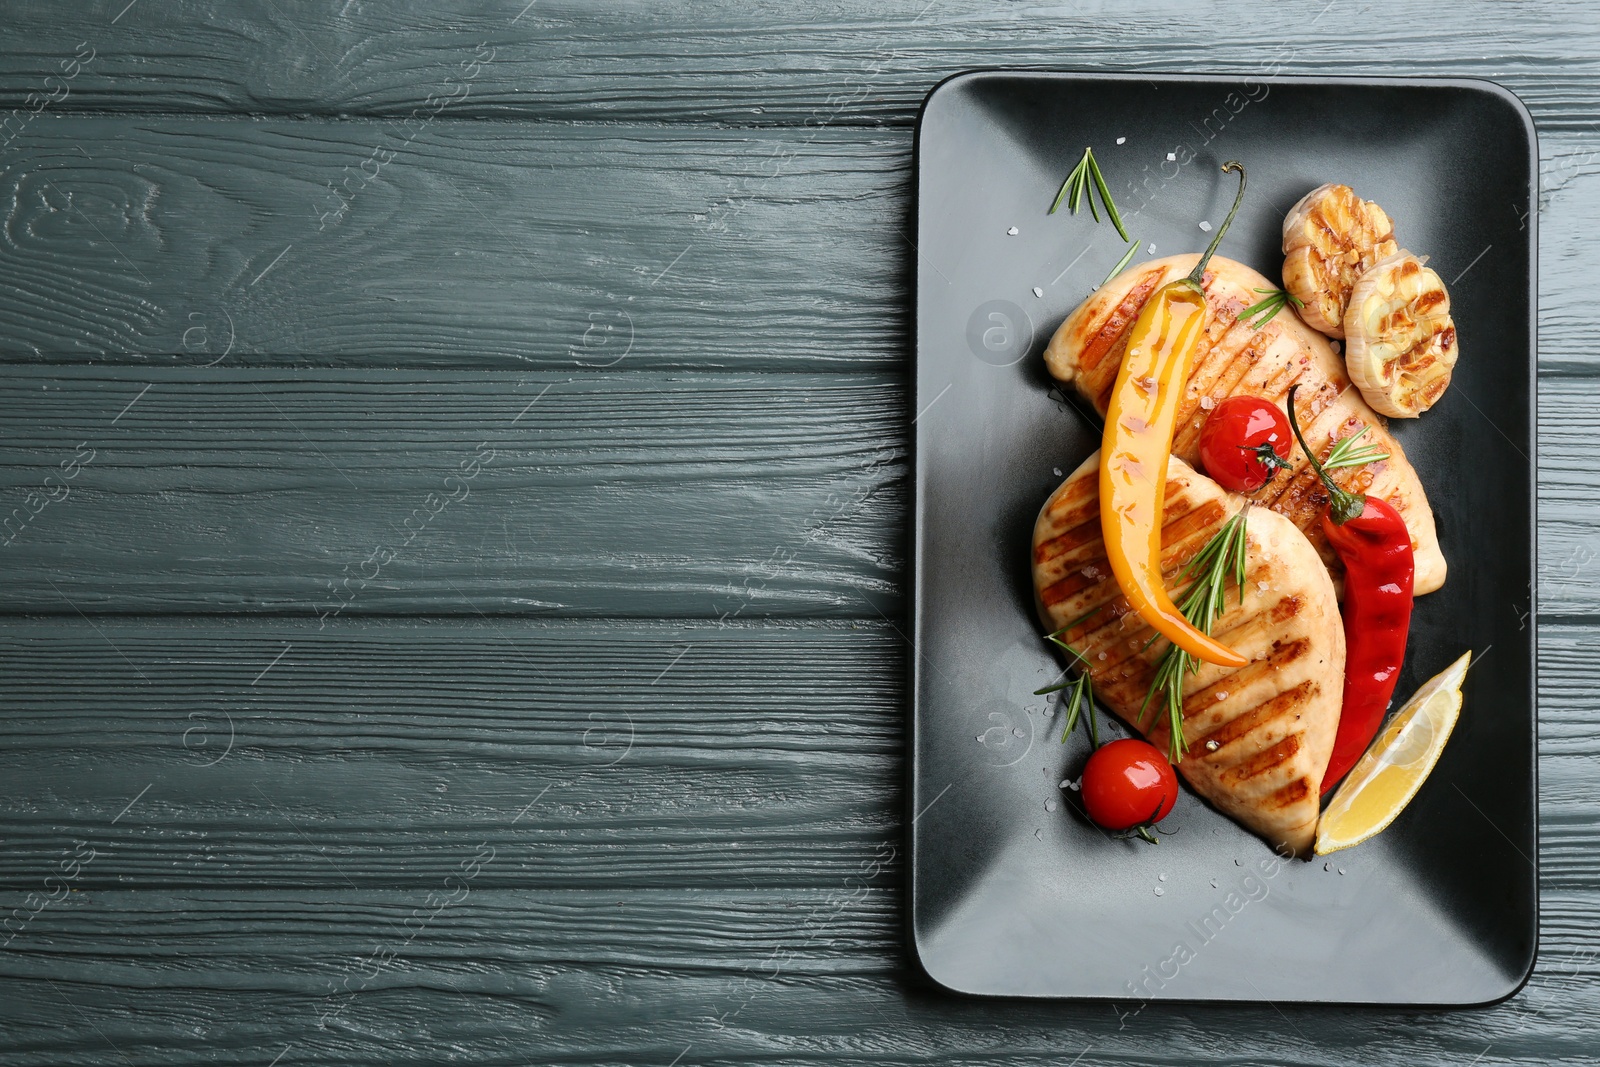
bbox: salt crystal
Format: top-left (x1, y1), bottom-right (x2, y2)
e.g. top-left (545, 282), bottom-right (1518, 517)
top-left (1154, 887), bottom-right (1164, 896)
top-left (1116, 136), bottom-right (1127, 144)
top-left (1146, 243), bottom-right (1156, 254)
top-left (1045, 798), bottom-right (1058, 812)
top-left (1215, 691), bottom-right (1228, 701)
top-left (1032, 286), bottom-right (1044, 298)
top-left (1198, 220), bottom-right (1212, 232)
top-left (1052, 467), bottom-right (1062, 476)
top-left (1097, 651), bottom-right (1107, 661)
top-left (1199, 396), bottom-right (1215, 410)
top-left (1158, 873), bottom-right (1167, 882)
top-left (1166, 152), bottom-right (1176, 162)
top-left (1007, 226), bottom-right (1019, 235)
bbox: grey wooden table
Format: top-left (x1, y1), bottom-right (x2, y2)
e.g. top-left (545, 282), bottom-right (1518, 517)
top-left (0, 2), bottom-right (1595, 1063)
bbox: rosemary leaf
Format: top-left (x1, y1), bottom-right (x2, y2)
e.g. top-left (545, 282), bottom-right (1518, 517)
top-left (1088, 150), bottom-right (1130, 241)
top-left (1050, 148), bottom-right (1090, 215)
top-left (1038, 610), bottom-right (1103, 746)
top-left (1047, 604), bottom-right (1102, 640)
top-left (1323, 425), bottom-right (1391, 471)
top-left (1101, 239), bottom-right (1141, 287)
top-left (1049, 171), bottom-right (1074, 215)
top-left (1085, 673), bottom-right (1099, 747)
top-left (1237, 287), bottom-right (1304, 328)
top-left (1060, 674), bottom-right (1085, 742)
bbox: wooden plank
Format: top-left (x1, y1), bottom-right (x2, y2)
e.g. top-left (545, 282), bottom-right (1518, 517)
top-left (1, 365), bottom-right (1583, 615)
top-left (0, 369), bottom-right (904, 616)
top-left (2, 0), bottom-right (1600, 130)
top-left (0, 615), bottom-right (1589, 889)
top-left (0, 118), bottom-right (1593, 375)
top-left (0, 616), bottom-right (904, 889)
top-left (0, 887), bottom-right (1597, 1065)
top-left (0, 118), bottom-right (907, 370)
top-left (1536, 379), bottom-right (1600, 616)
top-left (1540, 142), bottom-right (1600, 375)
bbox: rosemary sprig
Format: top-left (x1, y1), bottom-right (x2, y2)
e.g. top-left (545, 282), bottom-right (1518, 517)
top-left (1036, 608), bottom-right (1102, 747)
top-left (1052, 668), bottom-right (1098, 746)
top-left (1049, 146), bottom-right (1130, 241)
top-left (1139, 508), bottom-right (1251, 763)
top-left (1236, 287), bottom-right (1305, 329)
top-left (1100, 238), bottom-right (1141, 287)
top-left (1321, 425), bottom-right (1390, 471)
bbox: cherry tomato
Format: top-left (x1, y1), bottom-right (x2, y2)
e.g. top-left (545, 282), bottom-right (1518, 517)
top-left (1080, 738), bottom-right (1178, 831)
top-left (1197, 395), bottom-right (1293, 493)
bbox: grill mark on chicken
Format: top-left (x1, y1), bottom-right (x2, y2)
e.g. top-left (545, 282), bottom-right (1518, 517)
top-left (1270, 595), bottom-right (1305, 623)
top-left (1078, 269), bottom-right (1164, 375)
top-left (1269, 777), bottom-right (1313, 810)
top-left (1190, 679), bottom-right (1316, 754)
top-left (1033, 521), bottom-right (1105, 568)
top-left (1038, 497), bottom-right (1227, 607)
top-left (1185, 639), bottom-right (1311, 721)
top-left (1220, 734), bottom-right (1304, 786)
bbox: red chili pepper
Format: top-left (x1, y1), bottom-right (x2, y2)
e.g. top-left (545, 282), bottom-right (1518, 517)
top-left (1285, 385), bottom-right (1415, 794)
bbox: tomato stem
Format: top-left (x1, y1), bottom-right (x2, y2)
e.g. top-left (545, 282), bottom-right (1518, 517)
top-left (1240, 441), bottom-right (1294, 480)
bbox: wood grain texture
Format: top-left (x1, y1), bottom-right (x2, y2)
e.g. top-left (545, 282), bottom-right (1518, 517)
top-left (0, 369), bottom-right (904, 616)
top-left (0, 118), bottom-right (907, 369)
top-left (0, 617), bottom-right (904, 890)
top-left (1, 0), bottom-right (1600, 131)
top-left (0, 888), bottom-right (1597, 1066)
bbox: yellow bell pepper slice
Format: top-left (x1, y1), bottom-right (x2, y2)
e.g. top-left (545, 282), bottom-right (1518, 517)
top-left (1100, 162), bottom-right (1250, 669)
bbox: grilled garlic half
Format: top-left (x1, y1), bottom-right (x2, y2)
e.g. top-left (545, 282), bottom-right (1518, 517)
top-left (1343, 250), bottom-right (1459, 418)
top-left (1281, 183), bottom-right (1398, 339)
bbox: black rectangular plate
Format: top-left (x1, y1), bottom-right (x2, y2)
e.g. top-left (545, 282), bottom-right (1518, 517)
top-left (909, 73), bottom-right (1536, 1004)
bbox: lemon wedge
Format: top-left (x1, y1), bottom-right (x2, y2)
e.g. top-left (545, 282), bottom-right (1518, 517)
top-left (1315, 651), bottom-right (1472, 855)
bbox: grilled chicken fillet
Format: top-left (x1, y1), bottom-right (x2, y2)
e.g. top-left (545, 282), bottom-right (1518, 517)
top-left (1043, 253), bottom-right (1446, 596)
top-left (1034, 452), bottom-right (1344, 857)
